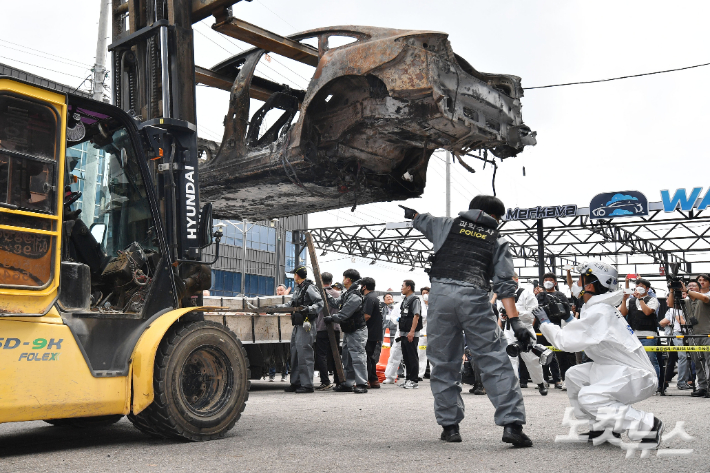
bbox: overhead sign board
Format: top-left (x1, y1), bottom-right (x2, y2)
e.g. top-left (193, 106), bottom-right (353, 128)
top-left (504, 205), bottom-right (577, 221)
top-left (661, 187), bottom-right (710, 212)
top-left (589, 190), bottom-right (648, 220)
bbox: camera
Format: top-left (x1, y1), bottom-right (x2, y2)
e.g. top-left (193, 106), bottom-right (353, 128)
top-left (668, 276), bottom-right (685, 292)
top-left (539, 293), bottom-right (569, 320)
top-left (506, 342), bottom-right (554, 366)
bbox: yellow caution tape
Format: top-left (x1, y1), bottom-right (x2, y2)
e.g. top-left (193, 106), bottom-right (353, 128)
top-left (543, 346), bottom-right (710, 352)
top-left (643, 345), bottom-right (710, 352)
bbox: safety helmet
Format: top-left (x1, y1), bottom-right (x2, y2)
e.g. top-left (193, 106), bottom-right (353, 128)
top-left (574, 260), bottom-right (619, 293)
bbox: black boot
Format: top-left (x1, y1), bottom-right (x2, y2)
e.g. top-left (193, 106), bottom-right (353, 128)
top-left (537, 383), bottom-right (548, 396)
top-left (640, 417), bottom-right (664, 449)
top-left (580, 430), bottom-right (621, 442)
top-left (440, 424), bottom-right (462, 442)
top-left (502, 424), bottom-right (532, 447)
top-left (283, 384), bottom-right (300, 392)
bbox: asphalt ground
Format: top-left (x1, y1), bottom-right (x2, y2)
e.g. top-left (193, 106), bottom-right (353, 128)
top-left (0, 377), bottom-right (708, 473)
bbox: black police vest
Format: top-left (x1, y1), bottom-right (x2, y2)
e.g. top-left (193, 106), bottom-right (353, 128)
top-left (292, 280), bottom-right (315, 325)
top-left (627, 297), bottom-right (657, 332)
top-left (338, 288), bottom-right (366, 333)
top-left (399, 296), bottom-right (423, 333)
top-left (428, 217), bottom-right (499, 290)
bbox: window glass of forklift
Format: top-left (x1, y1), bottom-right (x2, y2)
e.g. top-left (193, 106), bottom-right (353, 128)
top-left (65, 104), bottom-right (157, 258)
top-left (0, 94), bottom-right (58, 214)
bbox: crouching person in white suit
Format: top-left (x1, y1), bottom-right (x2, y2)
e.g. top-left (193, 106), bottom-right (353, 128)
top-left (533, 260), bottom-right (664, 447)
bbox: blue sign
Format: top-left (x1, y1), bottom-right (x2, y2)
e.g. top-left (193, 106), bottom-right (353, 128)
top-left (590, 191), bottom-right (648, 219)
top-left (661, 187), bottom-right (710, 212)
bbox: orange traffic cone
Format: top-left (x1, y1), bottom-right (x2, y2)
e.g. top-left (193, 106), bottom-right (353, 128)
top-left (376, 328), bottom-right (391, 383)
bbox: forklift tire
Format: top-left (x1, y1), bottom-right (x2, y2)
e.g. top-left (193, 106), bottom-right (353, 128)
top-left (44, 415), bottom-right (124, 428)
top-left (128, 320), bottom-right (249, 441)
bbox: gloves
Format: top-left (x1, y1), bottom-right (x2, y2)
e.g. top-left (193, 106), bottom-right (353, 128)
top-left (532, 306), bottom-right (550, 324)
top-left (509, 317), bottom-right (532, 351)
top-left (398, 205), bottom-right (418, 220)
top-left (323, 316), bottom-right (334, 325)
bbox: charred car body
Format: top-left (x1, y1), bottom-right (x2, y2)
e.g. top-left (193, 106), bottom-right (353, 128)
top-left (199, 25), bottom-right (536, 220)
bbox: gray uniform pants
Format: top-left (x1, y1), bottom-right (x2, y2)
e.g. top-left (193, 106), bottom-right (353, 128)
top-left (427, 281), bottom-right (526, 427)
top-left (342, 327), bottom-right (368, 387)
top-left (290, 324), bottom-right (316, 388)
top-left (691, 336), bottom-right (710, 390)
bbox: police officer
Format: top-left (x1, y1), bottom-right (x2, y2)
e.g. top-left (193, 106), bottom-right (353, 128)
top-left (283, 266), bottom-right (323, 393)
top-left (401, 195), bottom-right (533, 446)
top-left (324, 269), bottom-right (369, 393)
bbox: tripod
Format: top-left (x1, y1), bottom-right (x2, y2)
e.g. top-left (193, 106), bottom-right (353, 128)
top-left (658, 286), bottom-right (693, 396)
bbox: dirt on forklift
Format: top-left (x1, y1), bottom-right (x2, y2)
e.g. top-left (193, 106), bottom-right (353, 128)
top-left (0, 77), bottom-right (249, 441)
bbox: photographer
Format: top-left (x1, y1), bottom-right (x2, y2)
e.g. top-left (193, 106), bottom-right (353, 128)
top-left (537, 273), bottom-right (575, 389)
top-left (498, 273), bottom-right (548, 396)
top-left (535, 261), bottom-right (664, 448)
top-left (671, 275), bottom-right (710, 398)
top-left (618, 277), bottom-right (660, 379)
top-left (324, 269), bottom-right (368, 394)
top-left (661, 284), bottom-right (691, 391)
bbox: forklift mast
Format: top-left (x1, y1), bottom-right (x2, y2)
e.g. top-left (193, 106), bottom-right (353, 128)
top-left (109, 0), bottom-right (238, 263)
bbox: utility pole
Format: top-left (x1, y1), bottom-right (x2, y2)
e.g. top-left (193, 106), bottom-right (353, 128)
top-left (81, 0), bottom-right (110, 228)
top-left (239, 220), bottom-right (255, 296)
top-left (445, 151), bottom-right (451, 217)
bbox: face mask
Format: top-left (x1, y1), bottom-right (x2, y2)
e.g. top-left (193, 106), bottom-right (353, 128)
top-left (571, 282), bottom-right (582, 297)
top-left (636, 286), bottom-right (646, 295)
top-left (423, 294), bottom-right (429, 302)
top-left (544, 281), bottom-right (555, 290)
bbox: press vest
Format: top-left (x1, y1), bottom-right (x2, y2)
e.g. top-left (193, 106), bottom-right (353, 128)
top-left (627, 297), bottom-right (658, 333)
top-left (428, 217), bottom-right (499, 290)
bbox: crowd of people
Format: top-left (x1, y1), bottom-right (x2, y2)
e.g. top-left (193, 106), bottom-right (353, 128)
top-left (264, 193), bottom-right (709, 451)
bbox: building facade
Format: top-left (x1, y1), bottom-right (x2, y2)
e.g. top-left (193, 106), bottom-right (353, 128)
top-left (204, 215), bottom-right (307, 297)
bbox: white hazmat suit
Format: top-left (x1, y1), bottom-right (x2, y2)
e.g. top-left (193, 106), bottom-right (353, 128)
top-left (540, 289), bottom-right (657, 439)
top-left (418, 295), bottom-right (428, 376)
top-left (499, 288), bottom-right (544, 385)
top-left (384, 301), bottom-right (403, 382)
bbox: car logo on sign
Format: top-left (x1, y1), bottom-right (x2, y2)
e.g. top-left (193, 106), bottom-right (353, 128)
top-left (589, 191), bottom-right (648, 220)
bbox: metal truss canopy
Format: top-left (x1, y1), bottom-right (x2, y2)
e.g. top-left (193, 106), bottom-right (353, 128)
top-left (307, 207), bottom-right (710, 285)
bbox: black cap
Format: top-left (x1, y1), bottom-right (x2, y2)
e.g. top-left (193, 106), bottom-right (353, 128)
top-left (292, 265), bottom-right (307, 279)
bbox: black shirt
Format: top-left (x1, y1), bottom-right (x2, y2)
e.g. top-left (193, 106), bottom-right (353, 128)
top-left (363, 292), bottom-right (383, 342)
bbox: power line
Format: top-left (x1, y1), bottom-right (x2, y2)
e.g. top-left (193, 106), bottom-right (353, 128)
top-left (0, 55), bottom-right (88, 80)
top-left (525, 61), bottom-right (710, 90)
top-left (256, 1), bottom-right (300, 34)
top-left (0, 44), bottom-right (92, 70)
top-left (0, 38), bottom-right (92, 68)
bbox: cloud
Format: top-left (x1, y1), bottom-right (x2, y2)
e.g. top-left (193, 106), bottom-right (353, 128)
top-left (610, 209), bottom-right (634, 216)
top-left (605, 193), bottom-right (638, 206)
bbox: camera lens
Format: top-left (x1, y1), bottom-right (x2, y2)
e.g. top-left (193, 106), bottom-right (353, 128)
top-left (506, 343), bottom-right (520, 357)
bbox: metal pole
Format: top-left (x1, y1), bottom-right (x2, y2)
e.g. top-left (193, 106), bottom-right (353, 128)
top-left (445, 151), bottom-right (451, 218)
top-left (81, 0), bottom-right (110, 228)
top-left (537, 218), bottom-right (545, 283)
top-left (241, 220), bottom-right (248, 295)
top-left (159, 25), bottom-right (171, 118)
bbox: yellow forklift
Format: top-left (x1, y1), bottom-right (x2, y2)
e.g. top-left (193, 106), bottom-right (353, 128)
top-left (0, 76), bottom-right (248, 441)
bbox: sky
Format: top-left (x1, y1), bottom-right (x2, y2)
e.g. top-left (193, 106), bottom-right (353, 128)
top-left (2, 1), bottom-right (709, 292)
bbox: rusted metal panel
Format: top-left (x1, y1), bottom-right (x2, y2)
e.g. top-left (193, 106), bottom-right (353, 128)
top-left (201, 25), bottom-right (536, 220)
top-left (212, 17), bottom-right (319, 67)
top-left (195, 66), bottom-right (274, 101)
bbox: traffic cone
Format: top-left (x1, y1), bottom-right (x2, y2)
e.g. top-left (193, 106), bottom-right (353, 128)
top-left (376, 328), bottom-right (391, 383)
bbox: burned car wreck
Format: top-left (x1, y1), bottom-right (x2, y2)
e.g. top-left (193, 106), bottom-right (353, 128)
top-left (198, 24), bottom-right (536, 220)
